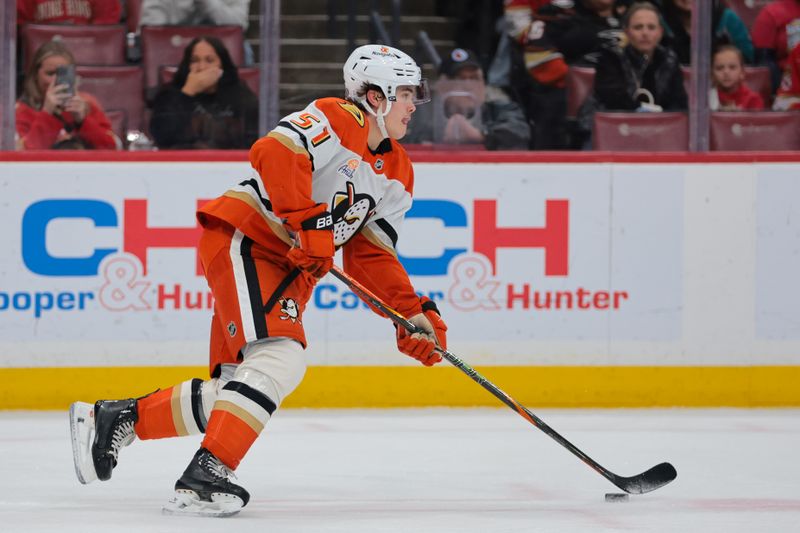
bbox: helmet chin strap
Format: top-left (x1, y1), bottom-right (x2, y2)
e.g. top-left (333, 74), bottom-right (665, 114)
top-left (364, 97), bottom-right (392, 140)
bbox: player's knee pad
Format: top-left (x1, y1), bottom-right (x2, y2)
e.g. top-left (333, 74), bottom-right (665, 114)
top-left (211, 337), bottom-right (305, 431)
top-left (236, 337), bottom-right (306, 406)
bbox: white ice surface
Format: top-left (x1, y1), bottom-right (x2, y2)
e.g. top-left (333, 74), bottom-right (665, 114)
top-left (1, 408), bottom-right (799, 532)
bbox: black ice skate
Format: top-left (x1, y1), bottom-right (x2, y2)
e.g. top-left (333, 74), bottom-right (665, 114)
top-left (69, 399), bottom-right (137, 484)
top-left (162, 448), bottom-right (250, 518)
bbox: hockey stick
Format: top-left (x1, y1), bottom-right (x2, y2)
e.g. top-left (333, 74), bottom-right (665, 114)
top-left (328, 265), bottom-right (677, 495)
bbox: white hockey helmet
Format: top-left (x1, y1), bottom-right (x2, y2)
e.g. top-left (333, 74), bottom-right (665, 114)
top-left (343, 44), bottom-right (430, 137)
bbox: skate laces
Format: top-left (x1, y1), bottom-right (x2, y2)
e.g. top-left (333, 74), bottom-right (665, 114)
top-left (201, 451), bottom-right (237, 481)
top-left (109, 419), bottom-right (135, 461)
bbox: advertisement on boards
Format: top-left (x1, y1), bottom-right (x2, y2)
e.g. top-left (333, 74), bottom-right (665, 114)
top-left (0, 161), bottom-right (685, 367)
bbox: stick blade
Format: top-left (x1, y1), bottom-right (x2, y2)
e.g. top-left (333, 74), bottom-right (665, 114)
top-left (615, 462), bottom-right (677, 494)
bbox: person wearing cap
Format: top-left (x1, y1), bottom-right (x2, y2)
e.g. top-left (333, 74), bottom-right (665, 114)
top-left (403, 48), bottom-right (530, 150)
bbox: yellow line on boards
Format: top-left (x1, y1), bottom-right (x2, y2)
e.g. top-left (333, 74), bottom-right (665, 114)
top-left (1, 366), bottom-right (799, 410)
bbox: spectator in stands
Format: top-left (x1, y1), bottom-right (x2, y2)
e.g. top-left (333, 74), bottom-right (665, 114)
top-left (149, 36), bottom-right (258, 149)
top-left (577, 1), bottom-right (687, 146)
top-left (661, 0), bottom-right (754, 65)
top-left (16, 41), bottom-right (118, 150)
top-left (16, 0), bottom-right (121, 24)
top-left (503, 0), bottom-right (624, 148)
top-left (773, 43), bottom-right (800, 110)
top-left (139, 0), bottom-right (250, 29)
top-left (138, 0), bottom-right (252, 63)
top-left (403, 48), bottom-right (530, 150)
top-left (547, 0), bottom-right (625, 67)
top-left (751, 0), bottom-right (800, 94)
top-left (710, 44), bottom-right (765, 110)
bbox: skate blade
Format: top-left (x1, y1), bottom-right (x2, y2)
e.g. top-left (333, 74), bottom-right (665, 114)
top-left (162, 490), bottom-right (244, 518)
top-left (69, 402), bottom-right (98, 484)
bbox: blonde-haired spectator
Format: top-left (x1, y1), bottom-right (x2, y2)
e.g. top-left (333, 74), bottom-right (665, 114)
top-left (16, 41), bottom-right (119, 150)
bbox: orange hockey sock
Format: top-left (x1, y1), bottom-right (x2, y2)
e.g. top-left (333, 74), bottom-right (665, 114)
top-left (135, 378), bottom-right (210, 440)
top-left (134, 387), bottom-right (178, 440)
top-left (202, 409), bottom-right (260, 470)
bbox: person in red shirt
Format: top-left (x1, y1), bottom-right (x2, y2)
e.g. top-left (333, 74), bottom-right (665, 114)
top-left (710, 45), bottom-right (765, 111)
top-left (751, 0), bottom-right (800, 90)
top-left (16, 41), bottom-right (119, 150)
top-left (773, 43), bottom-right (800, 110)
top-left (16, 0), bottom-right (121, 25)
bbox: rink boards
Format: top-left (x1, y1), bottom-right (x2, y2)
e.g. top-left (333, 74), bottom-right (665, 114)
top-left (1, 152), bottom-right (799, 408)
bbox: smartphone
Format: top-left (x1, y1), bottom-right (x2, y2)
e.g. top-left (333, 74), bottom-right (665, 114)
top-left (54, 64), bottom-right (76, 96)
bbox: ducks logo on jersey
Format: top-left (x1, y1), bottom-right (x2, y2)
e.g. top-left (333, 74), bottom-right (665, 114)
top-left (279, 298), bottom-right (301, 324)
top-left (331, 181), bottom-right (376, 246)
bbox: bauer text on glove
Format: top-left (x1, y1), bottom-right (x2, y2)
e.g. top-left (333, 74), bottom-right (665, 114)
top-left (286, 209), bottom-right (335, 278)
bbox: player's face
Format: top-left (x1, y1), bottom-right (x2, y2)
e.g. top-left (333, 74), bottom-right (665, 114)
top-left (38, 55), bottom-right (70, 93)
top-left (713, 50), bottom-right (744, 91)
top-left (189, 40), bottom-right (222, 73)
top-left (385, 86), bottom-right (417, 139)
top-left (625, 9), bottom-right (663, 57)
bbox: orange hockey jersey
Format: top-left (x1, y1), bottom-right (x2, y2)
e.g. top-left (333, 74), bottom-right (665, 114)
top-left (198, 97), bottom-right (424, 320)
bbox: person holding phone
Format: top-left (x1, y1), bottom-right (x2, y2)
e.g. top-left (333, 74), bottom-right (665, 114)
top-left (16, 41), bottom-right (119, 150)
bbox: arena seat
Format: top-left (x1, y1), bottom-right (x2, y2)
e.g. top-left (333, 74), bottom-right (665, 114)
top-left (593, 112), bottom-right (689, 151)
top-left (681, 66), bottom-right (773, 106)
top-left (158, 65), bottom-right (260, 95)
top-left (725, 0), bottom-right (774, 30)
top-left (566, 66), bottom-right (596, 119)
top-left (21, 24), bottom-right (126, 68)
top-left (104, 108), bottom-right (128, 147)
top-left (710, 112), bottom-right (800, 151)
top-left (140, 25), bottom-right (244, 92)
top-left (77, 66), bottom-right (145, 132)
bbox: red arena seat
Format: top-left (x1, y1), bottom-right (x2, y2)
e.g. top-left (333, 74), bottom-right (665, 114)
top-left (742, 66), bottom-right (773, 105)
top-left (21, 24), bottom-right (126, 68)
top-left (593, 112), bottom-right (689, 151)
top-left (566, 66), bottom-right (596, 119)
top-left (77, 66), bottom-right (145, 132)
top-left (159, 65), bottom-right (260, 95)
top-left (681, 66), bottom-right (773, 106)
top-left (710, 112), bottom-right (800, 151)
top-left (141, 25), bottom-right (244, 91)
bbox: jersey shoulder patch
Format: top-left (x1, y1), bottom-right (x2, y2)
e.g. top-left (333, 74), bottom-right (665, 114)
top-left (315, 97), bottom-right (369, 154)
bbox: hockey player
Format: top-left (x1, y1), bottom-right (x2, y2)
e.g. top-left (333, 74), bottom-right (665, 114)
top-left (69, 44), bottom-right (447, 517)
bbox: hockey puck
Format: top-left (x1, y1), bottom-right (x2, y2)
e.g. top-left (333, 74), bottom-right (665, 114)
top-left (605, 493), bottom-right (629, 502)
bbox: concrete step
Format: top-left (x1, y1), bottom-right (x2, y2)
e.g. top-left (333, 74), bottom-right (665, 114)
top-left (280, 62), bottom-right (342, 84)
top-left (281, 0), bottom-right (440, 17)
top-left (281, 14), bottom-right (454, 41)
top-left (280, 61), bottom-right (438, 84)
top-left (279, 37), bottom-right (455, 63)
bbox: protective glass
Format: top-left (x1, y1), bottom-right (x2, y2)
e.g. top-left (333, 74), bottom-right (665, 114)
top-left (412, 79), bottom-right (431, 105)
